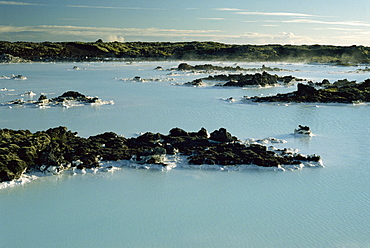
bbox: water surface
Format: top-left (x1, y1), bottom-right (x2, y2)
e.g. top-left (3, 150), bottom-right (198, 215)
top-left (1, 61), bottom-right (369, 247)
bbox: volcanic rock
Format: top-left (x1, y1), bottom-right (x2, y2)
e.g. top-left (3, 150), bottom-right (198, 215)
top-left (0, 127), bottom-right (322, 182)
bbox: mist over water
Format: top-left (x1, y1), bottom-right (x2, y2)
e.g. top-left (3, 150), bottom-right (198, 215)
top-left (1, 61), bottom-right (369, 247)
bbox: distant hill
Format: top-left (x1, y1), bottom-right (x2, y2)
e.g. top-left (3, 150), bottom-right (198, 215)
top-left (1, 40), bottom-right (369, 63)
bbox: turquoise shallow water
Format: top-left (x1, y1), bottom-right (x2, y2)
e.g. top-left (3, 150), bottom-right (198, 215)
top-left (0, 62), bottom-right (369, 247)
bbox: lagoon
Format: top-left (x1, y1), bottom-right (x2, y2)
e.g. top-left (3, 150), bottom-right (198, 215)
top-left (1, 61), bottom-right (369, 247)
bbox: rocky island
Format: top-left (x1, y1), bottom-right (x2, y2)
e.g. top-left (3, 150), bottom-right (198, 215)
top-left (0, 126), bottom-right (322, 182)
top-left (173, 63), bottom-right (290, 72)
top-left (246, 79), bottom-right (370, 103)
top-left (2, 91), bottom-right (114, 108)
top-left (184, 71), bottom-right (302, 87)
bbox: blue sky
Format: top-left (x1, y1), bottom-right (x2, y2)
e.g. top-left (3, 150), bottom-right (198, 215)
top-left (1, 0), bottom-right (370, 45)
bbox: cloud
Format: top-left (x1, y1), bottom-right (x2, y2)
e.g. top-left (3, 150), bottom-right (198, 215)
top-left (0, 1), bottom-right (43, 5)
top-left (66, 5), bottom-right (164, 11)
top-left (5, 25), bottom-right (221, 35)
top-left (0, 25), bottom-right (29, 32)
top-left (237, 11), bottom-right (314, 17)
top-left (310, 27), bottom-right (362, 31)
top-left (213, 8), bottom-right (243, 11)
top-left (58, 18), bottom-right (85, 21)
top-left (1, 24), bottom-right (369, 46)
top-left (283, 18), bottom-right (370, 27)
top-left (239, 32), bottom-right (314, 44)
top-left (0, 25), bottom-right (222, 42)
top-left (197, 18), bottom-right (225, 20)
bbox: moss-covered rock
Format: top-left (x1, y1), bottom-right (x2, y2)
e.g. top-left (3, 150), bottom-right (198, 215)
top-left (0, 126), bottom-right (322, 182)
top-left (249, 79), bottom-right (370, 103)
top-left (1, 41), bottom-right (370, 63)
top-left (184, 71), bottom-right (302, 87)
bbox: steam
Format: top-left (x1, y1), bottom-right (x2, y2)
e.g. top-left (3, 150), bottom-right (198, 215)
top-left (106, 34), bottom-right (125, 42)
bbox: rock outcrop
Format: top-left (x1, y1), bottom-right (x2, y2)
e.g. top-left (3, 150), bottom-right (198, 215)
top-left (3, 91), bottom-right (113, 107)
top-left (247, 79), bottom-right (370, 103)
top-left (0, 127), bottom-right (322, 182)
top-left (183, 79), bottom-right (207, 87)
top-left (294, 125), bottom-right (313, 136)
top-left (176, 63), bottom-right (245, 71)
top-left (0, 54), bottom-right (31, 63)
top-left (184, 71), bottom-right (302, 87)
top-left (176, 63), bottom-right (289, 72)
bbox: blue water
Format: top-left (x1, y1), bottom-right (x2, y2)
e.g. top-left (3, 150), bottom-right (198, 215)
top-left (1, 61), bottom-right (369, 247)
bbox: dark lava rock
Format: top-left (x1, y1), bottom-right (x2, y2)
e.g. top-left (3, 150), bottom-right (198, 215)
top-left (183, 79), bottom-right (205, 87)
top-left (51, 91), bottom-right (99, 103)
top-left (175, 63), bottom-right (289, 72)
top-left (249, 79), bottom-right (370, 103)
top-left (177, 63), bottom-right (245, 72)
top-left (169, 127), bottom-right (189, 137)
top-left (5, 91), bottom-right (106, 106)
top-left (222, 72), bottom-right (279, 87)
top-left (185, 72), bottom-right (302, 87)
top-left (178, 63), bottom-right (194, 70)
top-left (38, 94), bottom-right (48, 102)
top-left (296, 83), bottom-right (318, 96)
top-left (0, 126), bottom-right (322, 182)
top-left (59, 91), bottom-right (86, 98)
top-left (209, 128), bottom-right (237, 142)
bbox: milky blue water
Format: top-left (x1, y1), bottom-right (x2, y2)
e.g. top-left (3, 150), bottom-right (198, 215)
top-left (1, 61), bottom-right (369, 247)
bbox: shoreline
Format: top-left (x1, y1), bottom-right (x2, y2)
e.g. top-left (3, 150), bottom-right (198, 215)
top-left (1, 58), bottom-right (370, 66)
top-left (1, 56), bottom-right (370, 70)
top-left (1, 41), bottom-right (370, 64)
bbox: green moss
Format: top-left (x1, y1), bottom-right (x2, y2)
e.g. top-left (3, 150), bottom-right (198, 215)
top-left (325, 87), bottom-right (339, 92)
top-left (1, 41), bottom-right (370, 63)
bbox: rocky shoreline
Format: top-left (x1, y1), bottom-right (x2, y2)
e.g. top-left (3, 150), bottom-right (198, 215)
top-left (246, 79), bottom-right (370, 103)
top-left (1, 41), bottom-right (370, 63)
top-left (0, 126), bottom-right (322, 182)
top-left (0, 54), bottom-right (31, 63)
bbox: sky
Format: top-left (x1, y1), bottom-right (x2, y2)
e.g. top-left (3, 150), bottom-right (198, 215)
top-left (1, 0), bottom-right (370, 45)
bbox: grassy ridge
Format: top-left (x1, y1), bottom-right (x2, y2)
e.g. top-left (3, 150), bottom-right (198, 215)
top-left (1, 40), bottom-right (370, 63)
